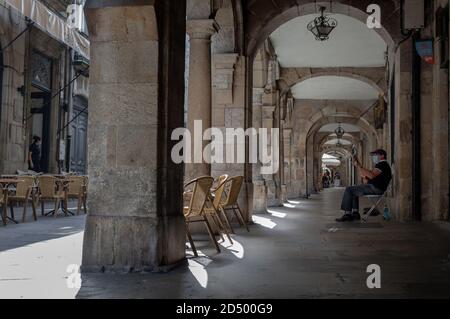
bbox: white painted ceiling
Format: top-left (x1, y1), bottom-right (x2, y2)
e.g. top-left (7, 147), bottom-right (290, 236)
top-left (322, 154), bottom-right (341, 166)
top-left (291, 76), bottom-right (379, 100)
top-left (323, 154), bottom-right (338, 160)
top-left (329, 133), bottom-right (355, 139)
top-left (319, 123), bottom-right (361, 133)
top-left (269, 13), bottom-right (387, 68)
top-left (325, 139), bottom-right (352, 146)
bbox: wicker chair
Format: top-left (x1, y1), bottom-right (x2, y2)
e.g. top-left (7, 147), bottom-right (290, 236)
top-left (211, 174), bottom-right (228, 192)
top-left (203, 175), bottom-right (234, 244)
top-left (0, 187), bottom-right (7, 226)
top-left (219, 176), bottom-right (249, 232)
top-left (66, 176), bottom-right (88, 215)
top-left (183, 176), bottom-right (220, 257)
top-left (8, 176), bottom-right (37, 223)
top-left (37, 175), bottom-right (68, 217)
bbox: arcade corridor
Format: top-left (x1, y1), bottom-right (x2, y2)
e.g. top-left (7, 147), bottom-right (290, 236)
top-left (78, 189), bottom-right (450, 298)
top-left (1, 0), bottom-right (450, 300)
top-left (2, 189), bottom-right (449, 299)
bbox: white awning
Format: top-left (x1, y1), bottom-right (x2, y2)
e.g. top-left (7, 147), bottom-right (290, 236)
top-left (3, 0), bottom-right (90, 59)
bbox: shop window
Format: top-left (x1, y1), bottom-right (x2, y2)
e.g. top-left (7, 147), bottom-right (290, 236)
top-left (31, 51), bottom-right (53, 91)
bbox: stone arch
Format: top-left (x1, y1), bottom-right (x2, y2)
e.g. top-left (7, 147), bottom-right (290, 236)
top-left (301, 114), bottom-right (379, 195)
top-left (319, 134), bottom-right (361, 150)
top-left (320, 146), bottom-right (353, 187)
top-left (281, 68), bottom-right (387, 96)
top-left (244, 0), bottom-right (400, 59)
top-left (306, 113), bottom-right (379, 146)
top-left (322, 147), bottom-right (351, 157)
top-left (212, 0), bottom-right (237, 54)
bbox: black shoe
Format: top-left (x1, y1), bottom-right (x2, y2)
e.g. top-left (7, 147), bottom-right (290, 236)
top-left (336, 213), bottom-right (354, 222)
top-left (352, 212), bottom-right (361, 221)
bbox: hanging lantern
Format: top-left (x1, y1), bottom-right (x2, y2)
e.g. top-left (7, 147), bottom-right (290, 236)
top-left (334, 123), bottom-right (345, 140)
top-left (307, 6), bottom-right (338, 41)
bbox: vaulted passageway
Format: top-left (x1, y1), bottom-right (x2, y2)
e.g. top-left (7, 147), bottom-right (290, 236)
top-left (74, 0), bottom-right (450, 275)
top-left (1, 0), bottom-right (450, 300)
top-left (75, 188), bottom-right (450, 298)
top-left (1, 189), bottom-right (449, 298)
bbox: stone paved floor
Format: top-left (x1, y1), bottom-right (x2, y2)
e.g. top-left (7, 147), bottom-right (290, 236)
top-left (1, 189), bottom-right (450, 298)
top-left (0, 204), bottom-right (85, 299)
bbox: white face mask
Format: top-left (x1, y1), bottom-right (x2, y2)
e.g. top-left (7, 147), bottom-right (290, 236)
top-left (371, 155), bottom-right (380, 164)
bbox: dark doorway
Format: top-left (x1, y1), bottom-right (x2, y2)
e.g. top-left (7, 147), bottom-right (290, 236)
top-left (70, 96), bottom-right (88, 174)
top-left (30, 92), bottom-right (51, 172)
top-left (30, 50), bottom-right (53, 173)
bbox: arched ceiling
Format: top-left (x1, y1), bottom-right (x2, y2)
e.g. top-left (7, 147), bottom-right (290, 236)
top-left (319, 123), bottom-right (361, 133)
top-left (269, 13), bottom-right (387, 68)
top-left (322, 153), bottom-right (341, 166)
top-left (291, 76), bottom-right (380, 100)
top-left (324, 139), bottom-right (352, 146)
top-left (328, 132), bottom-right (355, 139)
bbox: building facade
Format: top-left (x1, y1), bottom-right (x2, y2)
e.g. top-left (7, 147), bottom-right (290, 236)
top-left (0, 0), bottom-right (89, 175)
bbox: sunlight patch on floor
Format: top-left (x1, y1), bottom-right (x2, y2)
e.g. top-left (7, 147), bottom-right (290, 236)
top-left (267, 209), bottom-right (287, 218)
top-left (252, 215), bottom-right (277, 229)
top-left (186, 249), bottom-right (211, 288)
top-left (0, 231), bottom-right (83, 299)
top-left (219, 237), bottom-right (244, 259)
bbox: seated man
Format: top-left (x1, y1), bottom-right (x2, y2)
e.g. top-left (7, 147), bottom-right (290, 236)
top-left (336, 149), bottom-right (392, 222)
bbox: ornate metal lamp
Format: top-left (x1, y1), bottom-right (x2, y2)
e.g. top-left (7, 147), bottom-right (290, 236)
top-left (307, 6), bottom-right (338, 41)
top-left (334, 123), bottom-right (345, 140)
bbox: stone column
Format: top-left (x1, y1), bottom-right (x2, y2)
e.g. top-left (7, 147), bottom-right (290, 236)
top-left (282, 129), bottom-right (292, 200)
top-left (185, 19), bottom-right (218, 182)
top-left (391, 39), bottom-right (413, 221)
top-left (261, 92), bottom-right (281, 207)
top-left (251, 87), bottom-right (267, 213)
top-left (212, 53), bottom-right (238, 109)
top-left (82, 0), bottom-right (186, 272)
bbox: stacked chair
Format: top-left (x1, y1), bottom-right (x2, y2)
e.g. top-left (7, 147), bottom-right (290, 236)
top-left (0, 187), bottom-right (7, 225)
top-left (66, 175), bottom-right (88, 215)
top-left (37, 175), bottom-right (68, 217)
top-left (7, 176), bottom-right (38, 223)
top-left (184, 176), bottom-right (219, 257)
top-left (183, 175), bottom-right (248, 257)
top-left (218, 176), bottom-right (249, 233)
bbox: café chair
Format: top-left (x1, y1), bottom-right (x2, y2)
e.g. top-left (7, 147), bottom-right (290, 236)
top-left (203, 176), bottom-right (233, 244)
top-left (37, 175), bottom-right (68, 217)
top-left (66, 176), bottom-right (88, 215)
top-left (183, 176), bottom-right (220, 257)
top-left (0, 187), bottom-right (8, 225)
top-left (219, 176), bottom-right (249, 232)
top-left (8, 176), bottom-right (37, 223)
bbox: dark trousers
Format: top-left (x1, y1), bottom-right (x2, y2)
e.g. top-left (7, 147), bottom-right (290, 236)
top-left (340, 184), bottom-right (384, 213)
top-left (29, 159), bottom-right (41, 173)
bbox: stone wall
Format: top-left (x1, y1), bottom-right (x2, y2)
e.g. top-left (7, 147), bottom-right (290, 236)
top-left (82, 0), bottom-right (186, 272)
top-left (0, 8), bottom-right (27, 174)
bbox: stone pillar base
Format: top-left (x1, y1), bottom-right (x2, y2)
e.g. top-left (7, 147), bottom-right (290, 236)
top-left (251, 180), bottom-right (267, 214)
top-left (280, 184), bottom-right (288, 203)
top-left (82, 214), bottom-right (186, 273)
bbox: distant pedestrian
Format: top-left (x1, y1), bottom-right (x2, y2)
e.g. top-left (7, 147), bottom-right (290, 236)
top-left (29, 136), bottom-right (42, 172)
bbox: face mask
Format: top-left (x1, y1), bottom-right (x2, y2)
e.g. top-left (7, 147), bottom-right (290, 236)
top-left (371, 155), bottom-right (380, 164)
